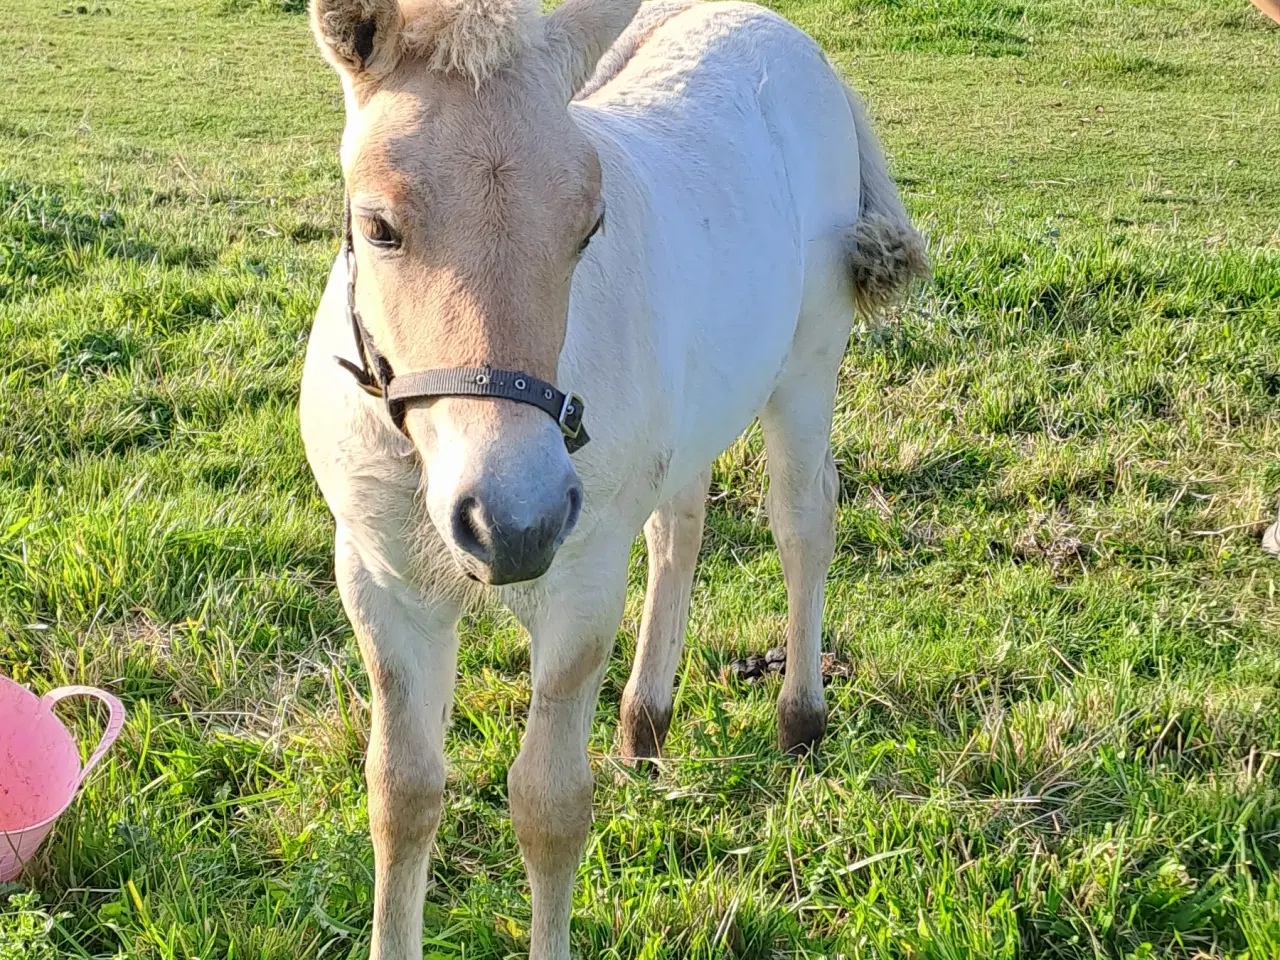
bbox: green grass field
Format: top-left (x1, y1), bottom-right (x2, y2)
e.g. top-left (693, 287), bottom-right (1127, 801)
top-left (2, 0), bottom-right (1280, 956)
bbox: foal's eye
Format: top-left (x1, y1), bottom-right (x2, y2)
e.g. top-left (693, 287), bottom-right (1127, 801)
top-left (578, 212), bottom-right (604, 255)
top-left (361, 215), bottom-right (401, 249)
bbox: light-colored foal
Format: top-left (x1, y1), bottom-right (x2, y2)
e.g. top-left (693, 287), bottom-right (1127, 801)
top-left (299, 0), bottom-right (927, 956)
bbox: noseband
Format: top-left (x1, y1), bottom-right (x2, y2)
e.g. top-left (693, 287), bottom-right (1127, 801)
top-left (333, 198), bottom-right (590, 453)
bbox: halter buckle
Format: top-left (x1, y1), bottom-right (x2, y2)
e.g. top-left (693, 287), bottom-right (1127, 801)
top-left (558, 392), bottom-right (585, 441)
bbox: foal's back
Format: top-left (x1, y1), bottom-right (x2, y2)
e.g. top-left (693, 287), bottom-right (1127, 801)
top-left (560, 1), bottom-right (866, 505)
top-left (578, 0), bottom-right (862, 239)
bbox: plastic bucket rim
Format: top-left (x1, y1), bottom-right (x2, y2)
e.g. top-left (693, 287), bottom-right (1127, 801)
top-left (0, 678), bottom-right (125, 843)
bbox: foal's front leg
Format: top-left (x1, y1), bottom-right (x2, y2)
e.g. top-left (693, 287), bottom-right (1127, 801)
top-left (620, 469), bottom-right (711, 760)
top-left (335, 528), bottom-right (461, 960)
top-left (506, 550), bottom-right (629, 960)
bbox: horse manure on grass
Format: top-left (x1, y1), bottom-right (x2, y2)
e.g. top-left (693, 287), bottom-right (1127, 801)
top-left (723, 648), bottom-right (851, 686)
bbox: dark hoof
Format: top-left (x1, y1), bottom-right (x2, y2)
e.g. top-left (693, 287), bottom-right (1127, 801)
top-left (620, 699), bottom-right (672, 763)
top-left (778, 699), bottom-right (827, 757)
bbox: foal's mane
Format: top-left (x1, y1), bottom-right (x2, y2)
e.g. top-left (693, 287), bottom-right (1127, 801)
top-left (398, 0), bottom-right (540, 83)
top-left (398, 0), bottom-right (695, 90)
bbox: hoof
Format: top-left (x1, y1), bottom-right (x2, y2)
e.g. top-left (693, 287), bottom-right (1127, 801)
top-left (778, 697), bottom-right (827, 756)
top-left (620, 699), bottom-right (672, 762)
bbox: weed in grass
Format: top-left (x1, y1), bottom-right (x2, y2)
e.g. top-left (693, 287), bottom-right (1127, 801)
top-left (0, 892), bottom-right (66, 960)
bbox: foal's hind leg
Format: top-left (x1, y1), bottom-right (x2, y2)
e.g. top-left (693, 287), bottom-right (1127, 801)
top-left (620, 469), bottom-right (712, 760)
top-left (760, 246), bottom-right (852, 755)
top-left (761, 387), bottom-right (839, 754)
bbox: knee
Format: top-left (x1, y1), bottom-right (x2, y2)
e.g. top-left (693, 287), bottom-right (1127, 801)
top-left (507, 751), bottom-right (593, 863)
top-left (367, 749), bottom-right (445, 843)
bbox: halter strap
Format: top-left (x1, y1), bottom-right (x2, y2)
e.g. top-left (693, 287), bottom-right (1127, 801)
top-left (333, 197), bottom-right (590, 452)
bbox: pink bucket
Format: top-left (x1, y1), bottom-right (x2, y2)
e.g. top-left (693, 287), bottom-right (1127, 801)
top-left (0, 675), bottom-right (125, 882)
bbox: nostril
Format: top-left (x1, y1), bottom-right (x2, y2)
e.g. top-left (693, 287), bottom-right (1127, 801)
top-left (563, 484), bottom-right (583, 536)
top-left (452, 496), bottom-right (491, 563)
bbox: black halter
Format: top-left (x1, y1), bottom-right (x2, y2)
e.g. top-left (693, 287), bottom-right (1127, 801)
top-left (333, 199), bottom-right (589, 453)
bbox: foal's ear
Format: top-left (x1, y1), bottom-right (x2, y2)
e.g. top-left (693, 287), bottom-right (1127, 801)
top-left (544, 0), bottom-right (639, 99)
top-left (311, 0), bottom-right (403, 83)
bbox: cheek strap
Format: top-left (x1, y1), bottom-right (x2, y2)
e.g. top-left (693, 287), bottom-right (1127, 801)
top-left (333, 197), bottom-right (589, 453)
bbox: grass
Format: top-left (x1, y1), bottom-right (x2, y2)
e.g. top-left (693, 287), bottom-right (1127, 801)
top-left (1, 0), bottom-right (1279, 955)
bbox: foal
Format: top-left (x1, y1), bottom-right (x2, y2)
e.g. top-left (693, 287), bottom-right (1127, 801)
top-left (300, 0), bottom-right (927, 955)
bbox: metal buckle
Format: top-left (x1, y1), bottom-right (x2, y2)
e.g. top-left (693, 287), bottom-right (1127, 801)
top-left (558, 392), bottom-right (584, 440)
top-left (335, 356), bottom-right (384, 397)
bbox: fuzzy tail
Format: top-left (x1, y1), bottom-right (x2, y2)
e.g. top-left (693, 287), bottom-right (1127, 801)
top-left (843, 86), bottom-right (930, 316)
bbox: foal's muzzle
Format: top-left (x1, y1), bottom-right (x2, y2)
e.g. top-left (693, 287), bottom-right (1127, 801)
top-left (449, 477), bottom-right (583, 585)
top-left (419, 400), bottom-right (584, 586)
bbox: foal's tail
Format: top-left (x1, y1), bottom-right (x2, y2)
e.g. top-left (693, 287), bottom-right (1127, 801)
top-left (842, 85), bottom-right (930, 316)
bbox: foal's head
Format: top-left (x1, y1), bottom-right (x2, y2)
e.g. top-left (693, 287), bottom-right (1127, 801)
top-left (312, 0), bottom-right (636, 584)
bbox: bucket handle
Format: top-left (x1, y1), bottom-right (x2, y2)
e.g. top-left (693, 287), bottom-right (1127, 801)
top-left (40, 686), bottom-right (126, 788)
